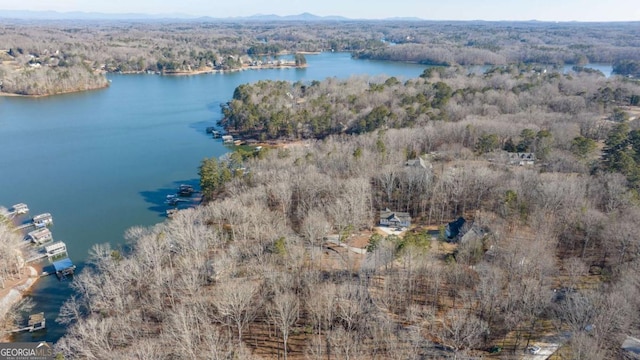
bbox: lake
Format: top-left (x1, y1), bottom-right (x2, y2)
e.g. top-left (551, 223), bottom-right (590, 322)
top-left (0, 52), bottom-right (428, 342)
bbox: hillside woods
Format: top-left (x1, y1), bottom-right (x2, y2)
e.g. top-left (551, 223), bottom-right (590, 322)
top-left (53, 67), bottom-right (640, 359)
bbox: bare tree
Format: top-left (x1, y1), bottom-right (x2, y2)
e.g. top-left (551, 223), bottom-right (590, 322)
top-left (300, 209), bottom-right (331, 255)
top-left (213, 279), bottom-right (260, 341)
top-left (438, 309), bottom-right (488, 358)
top-left (268, 290), bottom-right (300, 360)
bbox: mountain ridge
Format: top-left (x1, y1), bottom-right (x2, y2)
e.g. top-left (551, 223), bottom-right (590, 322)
top-left (0, 10), bottom-right (406, 21)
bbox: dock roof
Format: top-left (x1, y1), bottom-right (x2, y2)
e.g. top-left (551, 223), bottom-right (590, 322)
top-left (53, 258), bottom-right (74, 272)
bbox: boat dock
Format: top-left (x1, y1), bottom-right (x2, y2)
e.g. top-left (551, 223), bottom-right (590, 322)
top-left (32, 213), bottom-right (53, 228)
top-left (45, 241), bottom-right (68, 258)
top-left (2, 203), bottom-right (30, 219)
top-left (26, 227), bottom-right (53, 245)
top-left (14, 212), bottom-right (53, 231)
top-left (7, 313), bottom-right (46, 333)
top-left (51, 258), bottom-right (76, 280)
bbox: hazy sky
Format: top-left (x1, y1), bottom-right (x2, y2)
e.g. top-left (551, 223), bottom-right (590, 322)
top-left (0, 0), bottom-right (638, 21)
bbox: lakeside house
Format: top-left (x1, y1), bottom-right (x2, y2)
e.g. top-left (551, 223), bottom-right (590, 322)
top-left (379, 208), bottom-right (411, 228)
top-left (222, 135), bottom-right (234, 143)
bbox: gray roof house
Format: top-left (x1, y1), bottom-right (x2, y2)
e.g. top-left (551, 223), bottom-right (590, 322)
top-left (379, 209), bottom-right (411, 228)
top-left (405, 157), bottom-right (431, 169)
top-left (622, 336), bottom-right (640, 359)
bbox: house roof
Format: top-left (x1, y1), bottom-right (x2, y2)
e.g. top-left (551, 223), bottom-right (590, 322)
top-left (446, 217), bottom-right (466, 238)
top-left (28, 228), bottom-right (51, 239)
top-left (508, 152), bottom-right (536, 160)
top-left (623, 336), bottom-right (640, 356)
top-left (380, 209), bottom-right (411, 221)
top-left (405, 157), bottom-right (430, 169)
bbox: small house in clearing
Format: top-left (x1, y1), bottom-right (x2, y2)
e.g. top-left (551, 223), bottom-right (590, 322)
top-left (379, 209), bottom-right (411, 228)
top-left (508, 152), bottom-right (536, 166)
top-left (405, 157), bottom-right (431, 169)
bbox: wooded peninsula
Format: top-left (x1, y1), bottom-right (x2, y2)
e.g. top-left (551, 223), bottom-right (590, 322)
top-left (1, 20), bottom-right (639, 96)
top-left (2, 18), bottom-right (640, 360)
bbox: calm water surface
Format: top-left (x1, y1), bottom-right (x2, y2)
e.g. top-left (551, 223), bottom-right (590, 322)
top-left (0, 52), bottom-right (427, 342)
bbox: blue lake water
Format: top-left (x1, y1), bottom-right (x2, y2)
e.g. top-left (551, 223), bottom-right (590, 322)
top-left (0, 52), bottom-right (428, 342)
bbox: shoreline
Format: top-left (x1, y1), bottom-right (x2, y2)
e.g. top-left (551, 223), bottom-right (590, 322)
top-left (0, 62), bottom-right (308, 97)
top-left (0, 83), bottom-right (110, 99)
top-left (160, 63), bottom-right (308, 76)
top-left (114, 63), bottom-right (308, 77)
top-left (0, 266), bottom-right (40, 342)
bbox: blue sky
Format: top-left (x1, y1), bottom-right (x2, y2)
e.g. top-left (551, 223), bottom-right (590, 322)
top-left (0, 0), bottom-right (638, 21)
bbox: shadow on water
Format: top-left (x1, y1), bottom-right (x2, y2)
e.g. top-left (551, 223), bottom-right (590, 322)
top-left (139, 179), bottom-right (201, 218)
top-left (189, 119), bottom-right (222, 137)
top-left (206, 101), bottom-right (222, 113)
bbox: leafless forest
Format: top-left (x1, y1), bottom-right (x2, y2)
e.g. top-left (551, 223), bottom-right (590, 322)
top-left (2, 17), bottom-right (640, 359)
top-left (48, 52), bottom-right (640, 359)
top-left (0, 218), bottom-right (22, 291)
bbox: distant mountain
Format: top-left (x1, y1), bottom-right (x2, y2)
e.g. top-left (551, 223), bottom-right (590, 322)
top-left (0, 10), bottom-right (195, 20)
top-left (240, 12), bottom-right (350, 21)
top-left (383, 17), bottom-right (424, 21)
top-left (0, 10), bottom-right (416, 21)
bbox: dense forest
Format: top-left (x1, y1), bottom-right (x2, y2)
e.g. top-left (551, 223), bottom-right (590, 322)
top-left (353, 22), bottom-right (640, 67)
top-left (1, 20), bottom-right (640, 95)
top-left (52, 62), bottom-right (640, 359)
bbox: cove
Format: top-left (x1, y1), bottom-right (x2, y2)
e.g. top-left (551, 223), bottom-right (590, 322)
top-left (0, 52), bottom-right (428, 343)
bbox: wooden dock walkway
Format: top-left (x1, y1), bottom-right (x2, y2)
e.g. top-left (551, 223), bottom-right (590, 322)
top-left (25, 253), bottom-right (47, 263)
top-left (15, 222), bottom-right (35, 231)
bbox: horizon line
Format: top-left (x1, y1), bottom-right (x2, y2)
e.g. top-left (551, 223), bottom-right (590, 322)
top-left (0, 9), bottom-right (639, 23)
